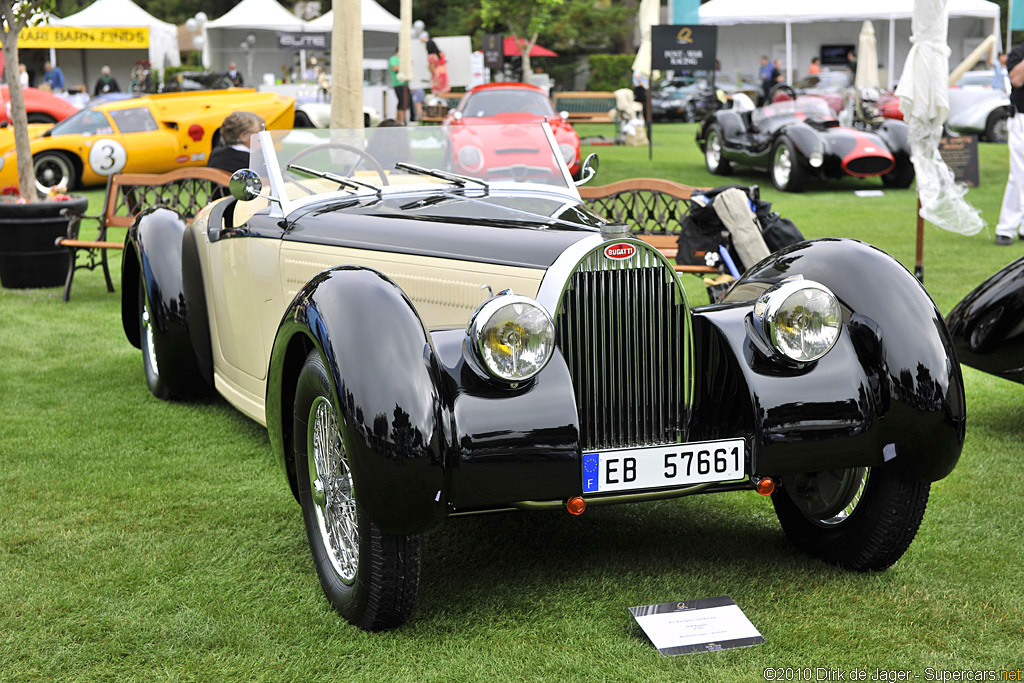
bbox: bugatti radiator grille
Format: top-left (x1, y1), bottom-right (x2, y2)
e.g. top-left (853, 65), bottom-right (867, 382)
top-left (554, 243), bottom-right (693, 452)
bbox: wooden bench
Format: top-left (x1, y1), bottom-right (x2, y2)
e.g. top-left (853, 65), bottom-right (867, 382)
top-left (552, 91), bottom-right (617, 124)
top-left (58, 167), bottom-right (232, 302)
top-left (580, 178), bottom-right (736, 303)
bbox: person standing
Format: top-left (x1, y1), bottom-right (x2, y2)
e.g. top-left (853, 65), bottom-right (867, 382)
top-left (808, 56), bottom-right (822, 76)
top-left (43, 62), bottom-right (64, 92)
top-left (18, 63), bottom-right (29, 88)
top-left (227, 62), bottom-right (244, 87)
top-left (995, 43), bottom-right (1024, 245)
top-left (426, 39), bottom-right (450, 95)
top-left (389, 47), bottom-right (409, 125)
top-left (93, 66), bottom-right (120, 96)
top-left (758, 55), bottom-right (772, 104)
top-left (991, 52), bottom-right (1009, 93)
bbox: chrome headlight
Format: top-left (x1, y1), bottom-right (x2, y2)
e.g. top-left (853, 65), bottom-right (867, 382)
top-left (809, 151), bottom-right (824, 168)
top-left (457, 144), bottom-right (484, 172)
top-left (558, 143), bottom-right (576, 168)
top-left (752, 280), bottom-right (841, 363)
top-left (468, 294), bottom-right (554, 382)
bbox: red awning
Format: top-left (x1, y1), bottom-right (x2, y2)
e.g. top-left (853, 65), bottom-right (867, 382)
top-left (503, 36), bottom-right (558, 57)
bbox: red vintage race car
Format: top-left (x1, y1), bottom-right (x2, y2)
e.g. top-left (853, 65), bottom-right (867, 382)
top-left (445, 82), bottom-right (581, 180)
top-left (0, 86), bottom-right (79, 125)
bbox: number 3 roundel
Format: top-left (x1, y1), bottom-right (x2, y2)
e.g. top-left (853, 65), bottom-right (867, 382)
top-left (88, 138), bottom-right (128, 176)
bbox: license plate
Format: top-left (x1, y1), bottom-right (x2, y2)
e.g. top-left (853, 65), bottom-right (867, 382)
top-left (582, 439), bottom-right (746, 494)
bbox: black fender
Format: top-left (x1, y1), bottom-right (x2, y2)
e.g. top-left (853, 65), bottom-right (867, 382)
top-left (874, 119), bottom-right (912, 165)
top-left (712, 238), bottom-right (965, 482)
top-left (946, 255), bottom-right (1024, 384)
top-left (776, 122), bottom-right (823, 165)
top-left (267, 266), bottom-right (448, 536)
top-left (429, 328), bottom-right (581, 509)
top-left (121, 207), bottom-right (212, 396)
top-left (699, 109), bottom-right (747, 149)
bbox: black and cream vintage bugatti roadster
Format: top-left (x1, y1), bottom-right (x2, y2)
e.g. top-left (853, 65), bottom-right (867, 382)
top-left (121, 123), bottom-right (965, 630)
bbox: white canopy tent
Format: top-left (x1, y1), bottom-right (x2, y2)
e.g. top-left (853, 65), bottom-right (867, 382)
top-left (307, 2), bottom-right (401, 61)
top-left (53, 0), bottom-right (181, 90)
top-left (203, 0), bottom-right (307, 82)
top-left (699, 0), bottom-right (1000, 87)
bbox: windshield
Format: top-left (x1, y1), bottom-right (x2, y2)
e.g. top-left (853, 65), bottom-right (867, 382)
top-left (757, 96), bottom-right (835, 121)
top-left (253, 122), bottom-right (576, 215)
top-left (47, 107), bottom-right (114, 136)
top-left (795, 71), bottom-right (852, 90)
top-left (459, 89), bottom-right (556, 118)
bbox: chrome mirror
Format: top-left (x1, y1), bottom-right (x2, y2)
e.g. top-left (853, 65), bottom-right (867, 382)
top-left (575, 153), bottom-right (599, 186)
top-left (229, 169), bottom-right (262, 202)
top-left (559, 110), bottom-right (569, 121)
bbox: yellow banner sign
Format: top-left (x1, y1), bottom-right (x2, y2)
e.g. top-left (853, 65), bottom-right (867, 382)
top-left (15, 26), bottom-right (149, 49)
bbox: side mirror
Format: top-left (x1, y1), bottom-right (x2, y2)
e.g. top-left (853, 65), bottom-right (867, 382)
top-left (574, 153), bottom-right (599, 186)
top-left (229, 169), bottom-right (262, 201)
top-left (559, 110), bottom-right (569, 121)
top-left (452, 111), bottom-right (463, 121)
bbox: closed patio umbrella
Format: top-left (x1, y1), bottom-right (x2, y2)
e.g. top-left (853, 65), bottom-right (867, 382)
top-left (895, 0), bottom-right (983, 248)
top-left (855, 20), bottom-right (880, 90)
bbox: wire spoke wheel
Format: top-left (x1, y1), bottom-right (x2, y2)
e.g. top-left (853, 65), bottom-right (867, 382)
top-left (307, 395), bottom-right (359, 584)
top-left (706, 131), bottom-right (722, 168)
top-left (773, 144), bottom-right (792, 188)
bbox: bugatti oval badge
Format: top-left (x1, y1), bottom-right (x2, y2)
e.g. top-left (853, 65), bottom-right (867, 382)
top-left (604, 243), bottom-right (636, 260)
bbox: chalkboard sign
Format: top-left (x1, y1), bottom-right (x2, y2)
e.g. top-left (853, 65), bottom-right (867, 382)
top-left (482, 34), bottom-right (503, 71)
top-left (651, 25), bottom-right (717, 72)
top-left (939, 135), bottom-right (980, 187)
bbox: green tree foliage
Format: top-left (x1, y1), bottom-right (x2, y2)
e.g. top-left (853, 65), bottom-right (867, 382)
top-left (586, 53), bottom-right (634, 91)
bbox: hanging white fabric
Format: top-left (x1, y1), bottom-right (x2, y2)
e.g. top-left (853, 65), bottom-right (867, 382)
top-left (895, 0), bottom-right (984, 235)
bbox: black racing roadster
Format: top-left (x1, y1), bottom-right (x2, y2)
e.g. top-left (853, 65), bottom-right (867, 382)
top-left (697, 92), bottom-right (915, 192)
top-left (121, 123), bottom-right (964, 631)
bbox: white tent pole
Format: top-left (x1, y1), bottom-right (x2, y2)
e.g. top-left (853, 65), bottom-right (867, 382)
top-left (785, 20), bottom-right (792, 84)
top-left (49, 46), bottom-right (56, 68)
top-left (888, 17), bottom-right (895, 88)
top-left (1008, 0), bottom-right (1012, 50)
top-left (300, 48), bottom-right (306, 81)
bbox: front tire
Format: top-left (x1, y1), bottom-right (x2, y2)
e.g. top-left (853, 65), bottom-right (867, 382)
top-left (138, 277), bottom-right (172, 400)
top-left (704, 125), bottom-right (732, 175)
top-left (984, 108), bottom-right (1009, 143)
top-left (771, 138), bottom-right (807, 192)
top-left (772, 467), bottom-right (930, 571)
top-left (881, 163), bottom-right (915, 189)
top-left (294, 350), bottom-right (422, 630)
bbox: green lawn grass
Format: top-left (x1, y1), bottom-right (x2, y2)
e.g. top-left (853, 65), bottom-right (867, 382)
top-left (1, 124), bottom-right (1022, 680)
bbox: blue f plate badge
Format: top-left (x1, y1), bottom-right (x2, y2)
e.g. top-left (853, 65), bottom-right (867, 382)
top-left (582, 439), bottom-right (746, 494)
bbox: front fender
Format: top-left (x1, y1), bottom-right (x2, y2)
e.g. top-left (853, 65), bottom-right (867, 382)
top-left (267, 266), bottom-right (448, 536)
top-left (874, 119), bottom-right (910, 158)
top-left (947, 255), bottom-right (1024, 384)
top-left (779, 122), bottom-right (824, 163)
top-left (719, 238), bottom-right (966, 482)
top-left (121, 207), bottom-right (211, 397)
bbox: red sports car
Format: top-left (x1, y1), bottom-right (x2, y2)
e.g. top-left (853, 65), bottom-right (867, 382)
top-left (0, 86), bottom-right (79, 125)
top-left (445, 83), bottom-right (581, 180)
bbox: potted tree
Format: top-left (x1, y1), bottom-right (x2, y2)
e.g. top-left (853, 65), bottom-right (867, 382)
top-left (0, 0), bottom-right (88, 289)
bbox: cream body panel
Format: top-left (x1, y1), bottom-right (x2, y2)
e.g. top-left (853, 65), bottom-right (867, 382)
top-left (280, 241), bottom-right (546, 330)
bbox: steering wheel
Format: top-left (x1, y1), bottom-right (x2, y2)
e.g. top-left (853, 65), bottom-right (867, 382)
top-left (286, 141), bottom-right (389, 186)
top-left (768, 84), bottom-right (797, 104)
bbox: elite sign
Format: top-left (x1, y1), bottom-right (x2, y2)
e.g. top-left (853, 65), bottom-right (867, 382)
top-left (651, 25), bottom-right (717, 72)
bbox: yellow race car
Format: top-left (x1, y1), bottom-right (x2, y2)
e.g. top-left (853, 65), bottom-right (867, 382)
top-left (0, 89), bottom-right (294, 192)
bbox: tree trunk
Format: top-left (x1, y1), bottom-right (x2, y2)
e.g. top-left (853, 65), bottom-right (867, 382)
top-left (0, 5), bottom-right (34, 201)
top-left (330, 0), bottom-right (364, 129)
top-left (520, 33), bottom-right (539, 80)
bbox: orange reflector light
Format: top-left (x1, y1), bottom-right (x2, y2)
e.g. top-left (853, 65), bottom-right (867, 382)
top-left (566, 496), bottom-right (586, 515)
top-left (756, 477), bottom-right (775, 496)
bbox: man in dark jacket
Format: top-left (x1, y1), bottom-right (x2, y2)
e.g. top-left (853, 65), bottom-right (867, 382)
top-left (207, 111), bottom-right (264, 174)
top-left (93, 66), bottom-right (121, 96)
top-left (227, 62), bottom-right (244, 87)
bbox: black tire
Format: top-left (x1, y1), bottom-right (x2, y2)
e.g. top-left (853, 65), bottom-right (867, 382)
top-left (881, 163), bottom-right (915, 189)
top-left (293, 350), bottom-right (421, 631)
top-left (984, 108), bottom-right (1009, 143)
top-left (33, 151), bottom-right (77, 193)
top-left (138, 277), bottom-right (172, 400)
top-left (772, 467), bottom-right (930, 571)
top-left (704, 125), bottom-right (732, 175)
top-left (770, 138), bottom-right (807, 192)
top-left (27, 112), bottom-right (57, 124)
top-left (294, 109), bottom-right (314, 128)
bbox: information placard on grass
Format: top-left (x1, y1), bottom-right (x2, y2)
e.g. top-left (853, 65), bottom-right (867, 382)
top-left (651, 25), bottom-right (717, 72)
top-left (939, 135), bottom-right (980, 187)
top-left (629, 596), bottom-right (764, 656)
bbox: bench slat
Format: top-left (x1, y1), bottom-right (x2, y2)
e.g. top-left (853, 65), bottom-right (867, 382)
top-left (59, 239), bottom-right (124, 249)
